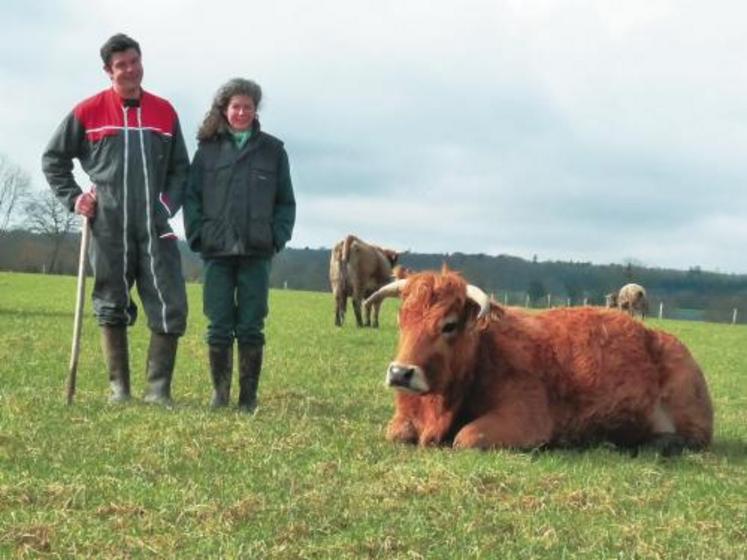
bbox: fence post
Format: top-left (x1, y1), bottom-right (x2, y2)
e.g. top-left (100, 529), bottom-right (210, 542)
top-left (525, 294), bottom-right (530, 307)
top-left (733, 308), bottom-right (738, 325)
top-left (547, 294), bottom-right (552, 308)
top-left (504, 292), bottom-right (508, 305)
top-left (658, 301), bottom-right (664, 320)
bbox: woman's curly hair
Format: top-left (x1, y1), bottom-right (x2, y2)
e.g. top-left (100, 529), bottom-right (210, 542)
top-left (197, 78), bottom-right (262, 141)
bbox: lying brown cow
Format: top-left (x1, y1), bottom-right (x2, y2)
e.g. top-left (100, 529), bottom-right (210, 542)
top-left (329, 234), bottom-right (399, 327)
top-left (365, 268), bottom-right (713, 453)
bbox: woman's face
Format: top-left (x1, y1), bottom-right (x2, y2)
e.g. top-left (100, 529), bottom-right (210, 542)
top-left (224, 94), bottom-right (256, 131)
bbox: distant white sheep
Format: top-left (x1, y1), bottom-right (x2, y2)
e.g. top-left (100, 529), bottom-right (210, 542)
top-left (617, 283), bottom-right (649, 319)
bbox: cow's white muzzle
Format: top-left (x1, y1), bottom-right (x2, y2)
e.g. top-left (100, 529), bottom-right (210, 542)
top-left (386, 362), bottom-right (429, 394)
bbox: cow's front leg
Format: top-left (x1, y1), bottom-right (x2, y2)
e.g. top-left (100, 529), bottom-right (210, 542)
top-left (386, 414), bottom-right (418, 444)
top-left (367, 301), bottom-right (380, 328)
top-left (418, 409), bottom-right (457, 447)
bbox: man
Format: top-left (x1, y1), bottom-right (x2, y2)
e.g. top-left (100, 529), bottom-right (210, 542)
top-left (42, 33), bottom-right (189, 405)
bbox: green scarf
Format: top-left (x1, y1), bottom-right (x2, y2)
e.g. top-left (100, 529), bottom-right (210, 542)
top-left (230, 129), bottom-right (252, 149)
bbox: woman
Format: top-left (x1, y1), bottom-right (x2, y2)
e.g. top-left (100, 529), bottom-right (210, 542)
top-left (184, 78), bottom-right (296, 413)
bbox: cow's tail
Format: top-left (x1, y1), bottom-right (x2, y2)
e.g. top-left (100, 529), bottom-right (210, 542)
top-left (341, 234), bottom-right (361, 264)
top-left (331, 242), bottom-right (348, 326)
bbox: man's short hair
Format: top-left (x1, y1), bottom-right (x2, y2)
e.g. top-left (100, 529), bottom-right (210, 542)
top-left (100, 33), bottom-right (141, 67)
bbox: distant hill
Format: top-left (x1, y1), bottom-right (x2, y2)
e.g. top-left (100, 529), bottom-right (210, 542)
top-left (2, 230), bottom-right (746, 323)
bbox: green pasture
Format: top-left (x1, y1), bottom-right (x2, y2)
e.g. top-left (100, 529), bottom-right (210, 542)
top-left (0, 271), bottom-right (745, 558)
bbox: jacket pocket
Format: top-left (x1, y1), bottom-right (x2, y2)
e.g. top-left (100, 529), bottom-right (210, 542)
top-left (153, 206), bottom-right (176, 239)
top-left (202, 219), bottom-right (232, 254)
top-left (246, 219), bottom-right (274, 253)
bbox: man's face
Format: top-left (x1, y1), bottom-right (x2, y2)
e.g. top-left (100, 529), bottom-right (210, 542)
top-left (105, 48), bottom-right (143, 98)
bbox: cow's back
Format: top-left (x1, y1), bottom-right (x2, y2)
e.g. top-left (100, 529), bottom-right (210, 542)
top-left (486, 306), bottom-right (663, 443)
top-left (347, 240), bottom-right (392, 295)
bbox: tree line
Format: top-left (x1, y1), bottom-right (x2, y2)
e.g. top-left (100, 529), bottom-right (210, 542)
top-left (2, 152), bottom-right (746, 323)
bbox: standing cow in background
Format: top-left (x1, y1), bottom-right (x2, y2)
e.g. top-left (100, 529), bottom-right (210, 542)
top-left (365, 268), bottom-right (713, 453)
top-left (329, 234), bottom-right (399, 327)
top-left (618, 283), bottom-right (649, 319)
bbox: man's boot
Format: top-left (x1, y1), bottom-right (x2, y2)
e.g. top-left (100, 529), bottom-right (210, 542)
top-left (101, 325), bottom-right (131, 403)
top-left (209, 344), bottom-right (233, 409)
top-left (143, 332), bottom-right (179, 406)
top-left (238, 344), bottom-right (263, 414)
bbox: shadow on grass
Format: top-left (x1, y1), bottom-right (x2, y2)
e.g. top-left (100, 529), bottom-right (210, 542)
top-left (514, 436), bottom-right (747, 464)
top-left (709, 437), bottom-right (747, 461)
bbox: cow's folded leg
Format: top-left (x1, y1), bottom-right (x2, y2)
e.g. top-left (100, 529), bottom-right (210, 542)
top-left (453, 412), bottom-right (552, 450)
top-left (416, 409), bottom-right (456, 447)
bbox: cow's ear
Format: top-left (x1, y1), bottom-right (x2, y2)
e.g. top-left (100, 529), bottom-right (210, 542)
top-left (464, 300), bottom-right (503, 328)
top-left (490, 303), bottom-right (506, 320)
top-left (464, 300), bottom-right (479, 329)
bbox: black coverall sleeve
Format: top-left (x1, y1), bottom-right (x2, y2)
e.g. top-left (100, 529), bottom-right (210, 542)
top-left (41, 111), bottom-right (86, 212)
top-left (162, 116), bottom-right (190, 215)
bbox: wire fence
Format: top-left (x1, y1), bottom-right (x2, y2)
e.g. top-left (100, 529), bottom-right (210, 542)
top-left (493, 291), bottom-right (743, 325)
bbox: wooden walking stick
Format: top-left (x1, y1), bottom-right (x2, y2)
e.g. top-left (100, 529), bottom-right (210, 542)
top-left (66, 217), bottom-right (91, 405)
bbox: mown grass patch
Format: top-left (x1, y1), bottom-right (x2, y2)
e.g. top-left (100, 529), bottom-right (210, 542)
top-left (0, 271), bottom-right (745, 558)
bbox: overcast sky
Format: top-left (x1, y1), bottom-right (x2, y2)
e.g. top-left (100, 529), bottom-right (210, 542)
top-left (2, 0), bottom-right (746, 273)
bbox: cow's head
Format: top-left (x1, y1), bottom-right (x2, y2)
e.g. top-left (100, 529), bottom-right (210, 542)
top-left (391, 265), bottom-right (412, 280)
top-left (365, 268), bottom-right (492, 395)
top-left (380, 248), bottom-right (399, 267)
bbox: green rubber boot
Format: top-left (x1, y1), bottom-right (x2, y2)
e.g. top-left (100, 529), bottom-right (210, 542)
top-left (209, 344), bottom-right (233, 409)
top-left (238, 344), bottom-right (263, 414)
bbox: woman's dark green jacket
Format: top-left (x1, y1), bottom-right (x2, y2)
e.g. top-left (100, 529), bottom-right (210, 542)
top-left (184, 125), bottom-right (295, 258)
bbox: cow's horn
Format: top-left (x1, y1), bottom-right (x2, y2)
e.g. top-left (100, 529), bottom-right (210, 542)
top-left (466, 284), bottom-right (491, 319)
top-left (364, 279), bottom-right (408, 307)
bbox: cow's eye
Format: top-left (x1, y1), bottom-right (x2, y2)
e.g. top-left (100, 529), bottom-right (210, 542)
top-left (442, 321), bottom-right (459, 335)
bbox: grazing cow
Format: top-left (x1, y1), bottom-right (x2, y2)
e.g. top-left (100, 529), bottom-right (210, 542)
top-left (365, 269), bottom-right (713, 453)
top-left (618, 283), bottom-right (649, 319)
top-left (329, 234), bottom-right (399, 327)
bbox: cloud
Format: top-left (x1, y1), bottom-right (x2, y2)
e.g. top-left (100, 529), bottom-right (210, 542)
top-left (1, 0), bottom-right (745, 273)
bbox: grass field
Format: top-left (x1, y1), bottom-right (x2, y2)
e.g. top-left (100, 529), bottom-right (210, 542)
top-left (1, 271), bottom-right (746, 559)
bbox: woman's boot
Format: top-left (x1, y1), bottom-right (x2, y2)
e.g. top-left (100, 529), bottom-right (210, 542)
top-left (209, 345), bottom-right (233, 408)
top-left (238, 344), bottom-right (263, 414)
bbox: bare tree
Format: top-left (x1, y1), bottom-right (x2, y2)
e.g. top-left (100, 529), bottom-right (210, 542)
top-left (24, 189), bottom-right (80, 273)
top-left (0, 153), bottom-right (32, 232)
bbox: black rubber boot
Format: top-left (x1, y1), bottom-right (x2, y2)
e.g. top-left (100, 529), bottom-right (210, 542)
top-left (209, 344), bottom-right (233, 409)
top-left (238, 344), bottom-right (263, 414)
top-left (101, 325), bottom-right (131, 403)
top-left (143, 332), bottom-right (179, 406)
